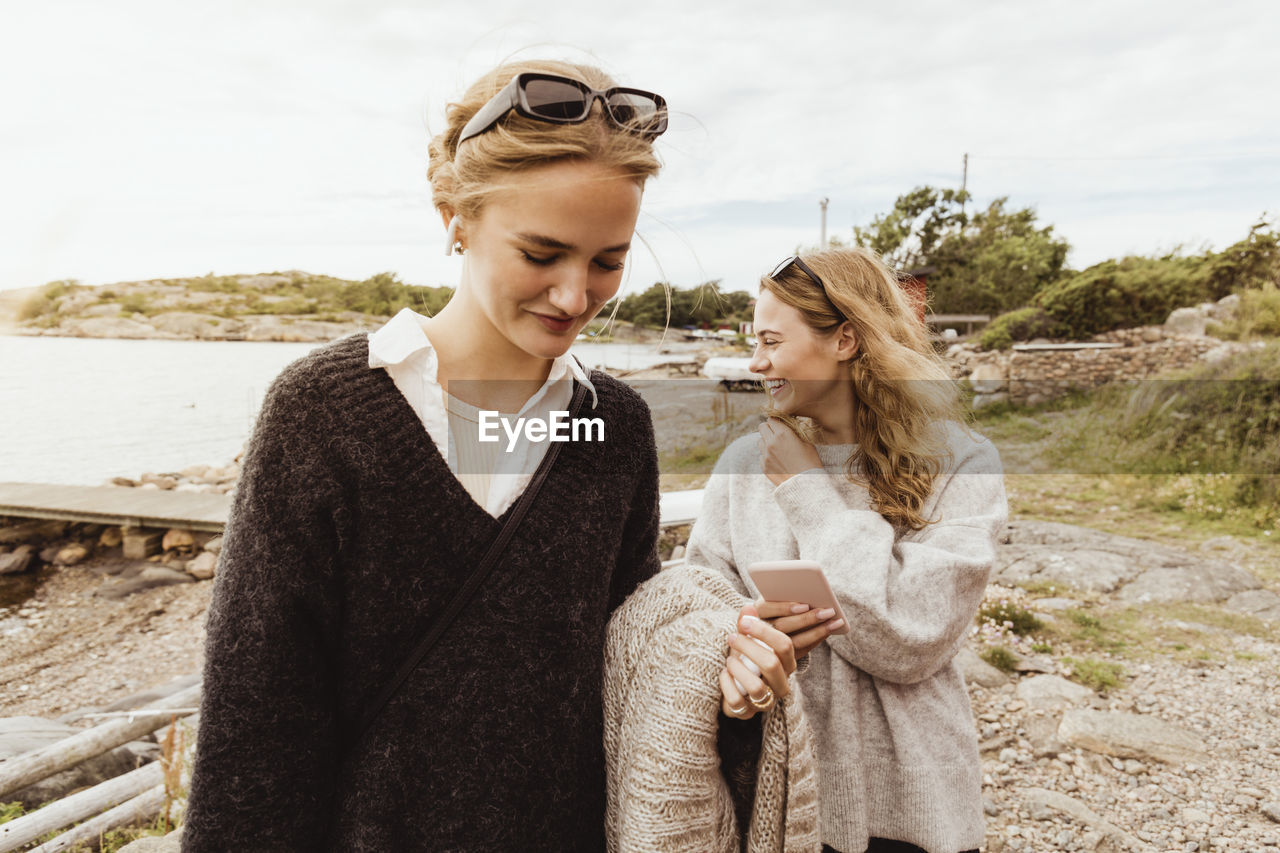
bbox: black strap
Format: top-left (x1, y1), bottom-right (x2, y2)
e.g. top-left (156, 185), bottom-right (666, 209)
top-left (345, 379), bottom-right (590, 755)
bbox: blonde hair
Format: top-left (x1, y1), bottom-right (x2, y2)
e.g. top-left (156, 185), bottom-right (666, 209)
top-left (427, 60), bottom-right (663, 219)
top-left (762, 248), bottom-right (964, 531)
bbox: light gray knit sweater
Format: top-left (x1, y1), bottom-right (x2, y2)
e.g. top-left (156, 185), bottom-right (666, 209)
top-left (683, 422), bottom-right (1007, 853)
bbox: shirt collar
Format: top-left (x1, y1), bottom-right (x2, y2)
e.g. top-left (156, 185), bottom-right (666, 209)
top-left (368, 307), bottom-right (598, 408)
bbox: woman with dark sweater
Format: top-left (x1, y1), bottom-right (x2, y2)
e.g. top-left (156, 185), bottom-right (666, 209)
top-left (182, 59), bottom-right (668, 851)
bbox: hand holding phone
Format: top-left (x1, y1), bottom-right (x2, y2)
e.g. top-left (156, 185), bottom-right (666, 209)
top-left (746, 559), bottom-right (850, 642)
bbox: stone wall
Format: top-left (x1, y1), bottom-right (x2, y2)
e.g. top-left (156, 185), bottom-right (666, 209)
top-left (950, 328), bottom-right (1249, 407)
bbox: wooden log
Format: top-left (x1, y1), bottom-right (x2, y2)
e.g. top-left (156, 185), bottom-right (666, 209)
top-left (26, 783), bottom-right (167, 853)
top-left (0, 762), bottom-right (162, 852)
top-left (0, 683), bottom-right (201, 800)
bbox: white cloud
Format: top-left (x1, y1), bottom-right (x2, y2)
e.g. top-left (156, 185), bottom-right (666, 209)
top-left (2, 0), bottom-right (1278, 294)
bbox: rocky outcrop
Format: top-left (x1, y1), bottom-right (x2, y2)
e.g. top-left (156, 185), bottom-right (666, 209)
top-left (993, 520), bottom-right (1263, 606)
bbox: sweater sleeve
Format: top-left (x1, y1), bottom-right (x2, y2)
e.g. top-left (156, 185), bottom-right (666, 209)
top-left (609, 399), bottom-right (661, 611)
top-left (772, 434), bottom-right (1007, 684)
top-left (183, 370), bottom-right (346, 852)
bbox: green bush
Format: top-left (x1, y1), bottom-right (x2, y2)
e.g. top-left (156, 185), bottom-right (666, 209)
top-left (978, 306), bottom-right (1063, 350)
top-left (1209, 282), bottom-right (1280, 340)
top-left (1036, 254), bottom-right (1211, 339)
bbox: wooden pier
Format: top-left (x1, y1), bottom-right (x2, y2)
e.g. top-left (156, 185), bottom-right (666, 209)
top-left (0, 482), bottom-right (704, 532)
top-left (0, 482), bottom-right (231, 533)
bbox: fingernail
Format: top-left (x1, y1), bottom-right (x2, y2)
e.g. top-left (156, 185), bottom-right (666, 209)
top-left (740, 615), bottom-right (759, 632)
top-left (816, 608), bottom-right (836, 620)
top-left (740, 654), bottom-right (761, 676)
top-left (826, 618), bottom-right (845, 632)
top-left (790, 604), bottom-right (810, 614)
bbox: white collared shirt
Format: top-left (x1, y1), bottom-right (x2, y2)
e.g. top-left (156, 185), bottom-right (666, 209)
top-left (367, 307), bottom-right (597, 517)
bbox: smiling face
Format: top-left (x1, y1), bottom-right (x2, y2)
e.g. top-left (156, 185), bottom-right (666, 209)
top-left (451, 159), bottom-right (643, 364)
top-left (749, 289), bottom-right (857, 422)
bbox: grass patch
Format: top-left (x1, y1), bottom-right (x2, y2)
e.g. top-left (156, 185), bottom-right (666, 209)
top-left (1064, 656), bottom-right (1125, 691)
top-left (976, 601), bottom-right (1045, 635)
top-left (1031, 641), bottom-right (1054, 654)
top-left (980, 645), bottom-right (1019, 672)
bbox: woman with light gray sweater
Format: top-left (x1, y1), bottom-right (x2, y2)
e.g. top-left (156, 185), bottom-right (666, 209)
top-left (686, 248), bottom-right (1007, 853)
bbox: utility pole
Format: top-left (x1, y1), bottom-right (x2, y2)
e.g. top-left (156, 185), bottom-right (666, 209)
top-left (819, 197), bottom-right (829, 249)
top-left (961, 153), bottom-right (968, 210)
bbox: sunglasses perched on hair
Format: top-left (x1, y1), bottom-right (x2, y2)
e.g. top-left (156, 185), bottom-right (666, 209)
top-left (770, 256), bottom-right (827, 292)
top-left (458, 72), bottom-right (668, 145)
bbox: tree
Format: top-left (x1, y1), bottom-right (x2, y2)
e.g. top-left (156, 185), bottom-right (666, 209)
top-left (848, 186), bottom-right (1071, 315)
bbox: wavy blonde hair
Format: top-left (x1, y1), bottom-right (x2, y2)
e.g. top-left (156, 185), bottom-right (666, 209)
top-left (762, 248), bottom-right (964, 531)
top-left (427, 60), bottom-right (664, 220)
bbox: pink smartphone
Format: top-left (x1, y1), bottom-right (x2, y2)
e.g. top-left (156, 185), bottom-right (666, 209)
top-left (745, 559), bottom-right (850, 635)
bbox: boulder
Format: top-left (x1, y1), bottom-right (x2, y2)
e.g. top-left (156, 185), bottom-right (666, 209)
top-left (1164, 306), bottom-right (1207, 336)
top-left (1015, 674), bottom-right (1094, 711)
top-left (99, 526), bottom-right (124, 548)
top-left (1058, 709), bottom-right (1209, 765)
top-left (1115, 563), bottom-right (1260, 605)
top-left (956, 647), bottom-right (1009, 688)
top-left (0, 716), bottom-right (145, 808)
top-left (54, 543), bottom-right (92, 566)
top-left (201, 534), bottom-right (223, 555)
top-left (1223, 588), bottom-right (1280, 622)
top-left (969, 363), bottom-right (1008, 393)
top-left (1022, 788), bottom-right (1142, 849)
top-left (1139, 326), bottom-right (1163, 342)
top-left (161, 528), bottom-right (196, 552)
top-left (994, 520), bottom-right (1261, 603)
top-left (186, 551), bottom-right (218, 580)
top-left (0, 544), bottom-right (37, 575)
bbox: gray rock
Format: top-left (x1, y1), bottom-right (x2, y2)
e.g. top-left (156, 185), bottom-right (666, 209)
top-left (1031, 597), bottom-right (1081, 612)
top-left (1116, 564), bottom-right (1260, 605)
top-left (1016, 674), bottom-right (1094, 710)
top-left (1224, 588), bottom-right (1280, 622)
top-left (1165, 306), bottom-right (1207, 336)
top-left (1022, 787), bottom-right (1143, 849)
top-left (202, 534), bottom-right (223, 554)
top-left (994, 520), bottom-right (1261, 603)
top-left (1059, 709), bottom-right (1209, 765)
top-left (0, 716), bottom-right (144, 808)
top-left (95, 566), bottom-right (195, 599)
top-left (970, 363), bottom-right (1008, 393)
top-left (956, 646), bottom-right (1010, 688)
top-left (187, 551), bottom-right (218, 580)
top-left (0, 544), bottom-right (37, 575)
top-left (54, 542), bottom-right (92, 566)
top-left (67, 316), bottom-right (159, 338)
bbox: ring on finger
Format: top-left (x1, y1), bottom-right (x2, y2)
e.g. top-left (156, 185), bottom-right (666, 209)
top-left (725, 701), bottom-right (749, 717)
top-left (747, 685), bottom-right (775, 712)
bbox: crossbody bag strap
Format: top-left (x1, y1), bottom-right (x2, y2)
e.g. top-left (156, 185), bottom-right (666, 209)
top-left (345, 379), bottom-right (590, 756)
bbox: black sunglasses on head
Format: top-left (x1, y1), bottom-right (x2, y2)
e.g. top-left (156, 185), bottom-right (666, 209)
top-left (458, 72), bottom-right (668, 145)
top-left (770, 256), bottom-right (827, 293)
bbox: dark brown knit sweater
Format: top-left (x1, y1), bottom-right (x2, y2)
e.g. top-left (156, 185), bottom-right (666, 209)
top-left (182, 334), bottom-right (661, 852)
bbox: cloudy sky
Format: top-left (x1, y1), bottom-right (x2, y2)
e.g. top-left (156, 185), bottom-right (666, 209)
top-left (3, 0), bottom-right (1278, 298)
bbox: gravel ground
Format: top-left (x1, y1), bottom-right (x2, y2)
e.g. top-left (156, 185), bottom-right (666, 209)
top-left (971, 643), bottom-right (1280, 852)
